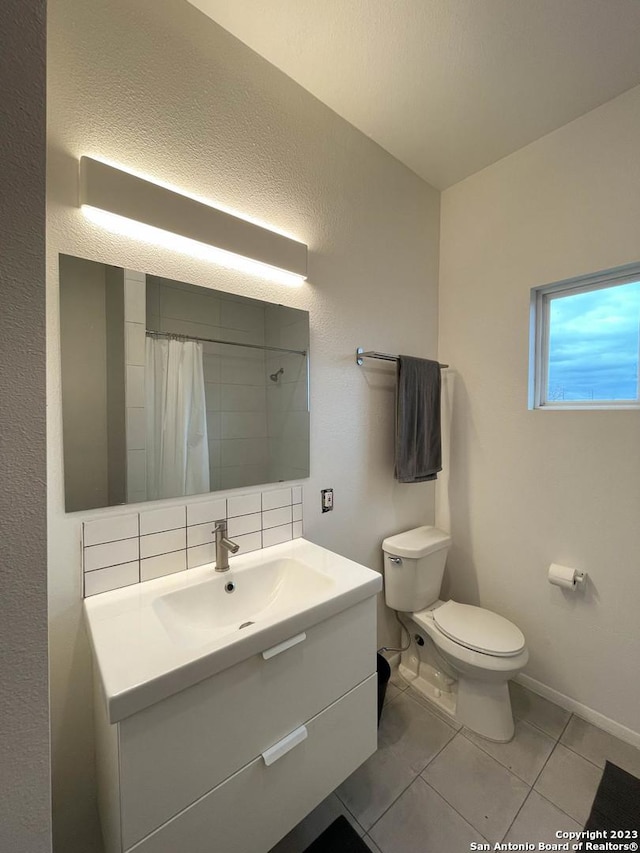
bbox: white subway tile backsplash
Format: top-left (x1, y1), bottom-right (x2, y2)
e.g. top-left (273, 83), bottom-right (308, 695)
top-left (140, 528), bottom-right (186, 559)
top-left (262, 488), bottom-right (292, 511)
top-left (228, 492), bottom-right (261, 518)
top-left (140, 505), bottom-right (186, 535)
top-left (231, 531), bottom-right (262, 555)
top-left (82, 486), bottom-right (303, 596)
top-left (262, 506), bottom-right (292, 529)
top-left (227, 512), bottom-right (262, 538)
top-left (187, 543), bottom-right (216, 569)
top-left (262, 524), bottom-right (293, 548)
top-left (186, 498), bottom-right (227, 527)
top-left (84, 562), bottom-right (140, 597)
top-left (83, 513), bottom-right (138, 547)
top-left (84, 538), bottom-right (139, 572)
top-left (187, 522), bottom-right (217, 548)
top-left (141, 550), bottom-right (186, 582)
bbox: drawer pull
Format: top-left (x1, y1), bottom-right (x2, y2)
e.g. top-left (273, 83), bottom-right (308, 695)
top-left (262, 632), bottom-right (306, 660)
top-left (262, 725), bottom-right (308, 766)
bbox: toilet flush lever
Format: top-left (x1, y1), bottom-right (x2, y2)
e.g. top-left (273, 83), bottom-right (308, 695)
top-left (389, 556), bottom-right (402, 565)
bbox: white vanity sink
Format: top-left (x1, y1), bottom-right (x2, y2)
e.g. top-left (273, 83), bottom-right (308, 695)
top-left (153, 556), bottom-right (335, 648)
top-left (86, 537), bottom-right (382, 853)
top-left (85, 537), bottom-right (382, 723)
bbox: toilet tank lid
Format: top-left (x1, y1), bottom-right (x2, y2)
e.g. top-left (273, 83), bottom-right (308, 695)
top-left (382, 526), bottom-right (451, 559)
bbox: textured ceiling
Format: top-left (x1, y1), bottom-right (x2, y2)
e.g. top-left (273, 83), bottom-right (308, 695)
top-left (187, 0), bottom-right (640, 189)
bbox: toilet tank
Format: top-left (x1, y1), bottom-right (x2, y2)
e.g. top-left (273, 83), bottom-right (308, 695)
top-left (382, 526), bottom-right (452, 612)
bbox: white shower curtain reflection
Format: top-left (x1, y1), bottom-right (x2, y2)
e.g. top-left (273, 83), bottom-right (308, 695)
top-left (145, 337), bottom-right (210, 500)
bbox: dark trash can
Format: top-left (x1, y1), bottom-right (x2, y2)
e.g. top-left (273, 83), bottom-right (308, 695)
top-left (377, 653), bottom-right (391, 726)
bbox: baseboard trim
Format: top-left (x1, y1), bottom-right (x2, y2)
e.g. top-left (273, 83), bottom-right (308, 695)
top-left (516, 673), bottom-right (640, 750)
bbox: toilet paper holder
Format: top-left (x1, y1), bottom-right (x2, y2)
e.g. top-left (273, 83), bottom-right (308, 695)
top-left (548, 563), bottom-right (587, 589)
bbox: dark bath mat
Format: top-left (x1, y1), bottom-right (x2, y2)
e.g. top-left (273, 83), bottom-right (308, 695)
top-left (303, 815), bottom-right (370, 853)
top-left (584, 760), bottom-right (640, 831)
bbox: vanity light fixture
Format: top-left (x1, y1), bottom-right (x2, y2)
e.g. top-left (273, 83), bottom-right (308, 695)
top-left (78, 157), bottom-right (308, 285)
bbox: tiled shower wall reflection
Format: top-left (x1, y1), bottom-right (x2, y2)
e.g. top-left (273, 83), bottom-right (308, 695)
top-left (145, 277), bottom-right (308, 492)
top-left (82, 485), bottom-right (303, 597)
top-left (265, 305), bottom-right (309, 482)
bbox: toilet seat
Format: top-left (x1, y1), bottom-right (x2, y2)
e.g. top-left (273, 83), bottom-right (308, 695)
top-left (433, 601), bottom-right (525, 657)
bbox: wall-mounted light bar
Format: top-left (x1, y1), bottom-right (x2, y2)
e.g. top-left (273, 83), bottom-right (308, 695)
top-left (79, 157), bottom-right (308, 284)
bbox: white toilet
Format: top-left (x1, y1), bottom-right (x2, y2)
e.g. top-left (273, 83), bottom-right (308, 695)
top-left (382, 526), bottom-right (528, 742)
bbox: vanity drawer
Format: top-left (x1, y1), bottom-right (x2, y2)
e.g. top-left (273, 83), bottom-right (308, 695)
top-left (130, 674), bottom-right (377, 853)
top-left (119, 596), bottom-right (376, 849)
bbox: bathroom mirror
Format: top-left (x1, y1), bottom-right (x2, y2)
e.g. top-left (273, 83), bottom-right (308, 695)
top-left (59, 254), bottom-right (309, 512)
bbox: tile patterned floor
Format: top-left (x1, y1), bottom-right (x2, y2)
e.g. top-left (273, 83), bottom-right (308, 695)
top-left (269, 674), bottom-right (640, 853)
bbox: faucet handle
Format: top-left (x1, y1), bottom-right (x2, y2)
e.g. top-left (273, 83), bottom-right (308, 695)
top-left (212, 519), bottom-right (226, 533)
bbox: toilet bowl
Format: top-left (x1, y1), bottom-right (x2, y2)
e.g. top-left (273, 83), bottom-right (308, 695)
top-left (382, 526), bottom-right (528, 742)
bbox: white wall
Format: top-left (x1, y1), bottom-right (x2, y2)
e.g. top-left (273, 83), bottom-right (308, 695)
top-left (47, 0), bottom-right (440, 848)
top-left (439, 84), bottom-right (640, 738)
top-left (0, 1), bottom-right (51, 852)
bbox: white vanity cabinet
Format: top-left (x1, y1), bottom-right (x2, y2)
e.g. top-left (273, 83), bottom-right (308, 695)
top-left (94, 597), bottom-right (378, 853)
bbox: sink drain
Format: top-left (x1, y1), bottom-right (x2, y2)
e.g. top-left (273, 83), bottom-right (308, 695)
top-left (224, 581), bottom-right (236, 593)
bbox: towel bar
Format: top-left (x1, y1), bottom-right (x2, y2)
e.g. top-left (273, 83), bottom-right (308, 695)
top-left (356, 347), bottom-right (448, 368)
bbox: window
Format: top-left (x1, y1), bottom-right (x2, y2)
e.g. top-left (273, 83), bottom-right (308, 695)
top-left (529, 263), bottom-right (640, 409)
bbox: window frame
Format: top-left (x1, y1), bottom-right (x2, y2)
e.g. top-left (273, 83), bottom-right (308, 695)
top-left (529, 262), bottom-right (640, 410)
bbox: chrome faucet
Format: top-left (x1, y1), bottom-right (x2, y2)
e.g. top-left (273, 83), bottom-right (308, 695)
top-left (212, 519), bottom-right (240, 572)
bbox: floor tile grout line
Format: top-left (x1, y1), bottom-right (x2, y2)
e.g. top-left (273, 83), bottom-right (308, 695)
top-left (459, 720), bottom-right (556, 787)
top-left (363, 680), bottom-right (624, 841)
top-left (360, 772), bottom-right (422, 836)
top-left (418, 723), bottom-right (459, 772)
top-left (550, 712), bottom-right (626, 774)
top-left (419, 775), bottom-right (491, 844)
top-left (529, 714), bottom-right (575, 791)
top-left (563, 740), bottom-right (636, 770)
top-left (340, 798), bottom-right (366, 836)
top-left (525, 713), bottom-right (597, 829)
top-left (421, 730), bottom-right (533, 842)
top-left (512, 710), bottom-right (569, 742)
top-left (457, 725), bottom-right (548, 789)
top-left (359, 711), bottom-right (459, 836)
top-left (557, 713), bottom-right (640, 769)
top-left (499, 786), bottom-right (535, 843)
top-left (533, 785), bottom-right (587, 829)
top-left (557, 740), bottom-right (624, 772)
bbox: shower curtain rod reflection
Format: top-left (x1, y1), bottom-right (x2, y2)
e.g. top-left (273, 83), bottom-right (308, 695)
top-left (146, 329), bottom-right (307, 357)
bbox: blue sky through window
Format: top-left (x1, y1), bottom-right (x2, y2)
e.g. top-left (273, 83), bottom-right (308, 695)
top-left (547, 281), bottom-right (640, 401)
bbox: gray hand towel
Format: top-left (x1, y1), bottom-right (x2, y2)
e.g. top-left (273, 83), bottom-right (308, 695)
top-left (394, 355), bottom-right (442, 483)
